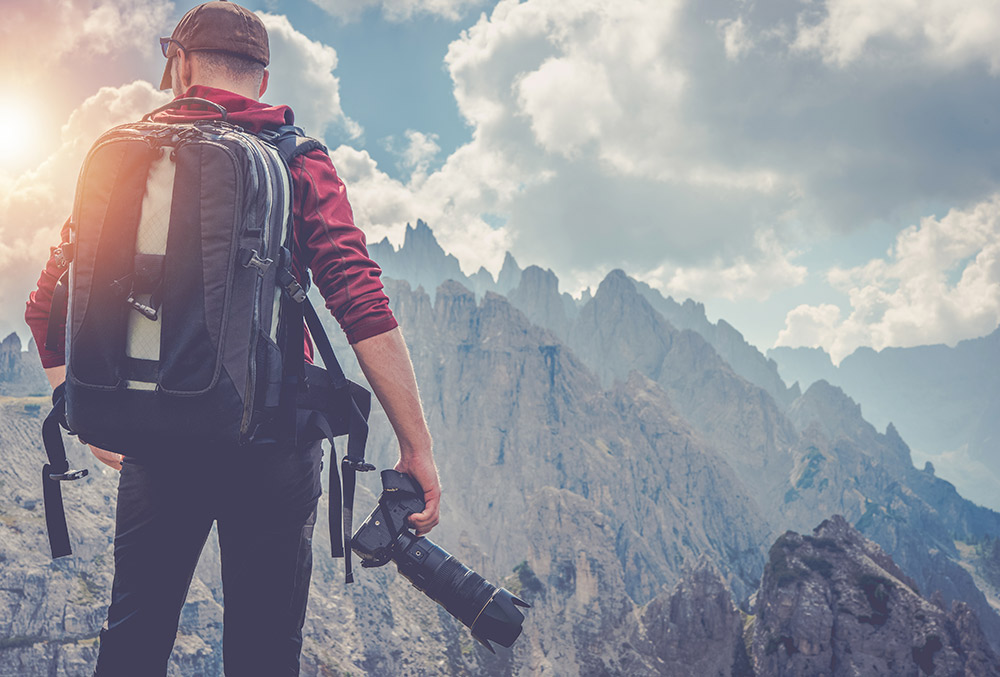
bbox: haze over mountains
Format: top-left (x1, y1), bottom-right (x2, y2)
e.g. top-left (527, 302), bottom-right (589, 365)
top-left (770, 334), bottom-right (1000, 512)
top-left (1, 220), bottom-right (999, 675)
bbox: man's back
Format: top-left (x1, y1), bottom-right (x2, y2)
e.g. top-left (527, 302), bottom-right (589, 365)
top-left (24, 3), bottom-right (440, 674)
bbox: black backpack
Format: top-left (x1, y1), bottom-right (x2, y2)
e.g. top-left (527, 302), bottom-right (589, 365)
top-left (41, 98), bottom-right (373, 581)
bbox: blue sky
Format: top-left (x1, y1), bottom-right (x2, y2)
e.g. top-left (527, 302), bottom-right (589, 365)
top-left (2, 0), bottom-right (1000, 362)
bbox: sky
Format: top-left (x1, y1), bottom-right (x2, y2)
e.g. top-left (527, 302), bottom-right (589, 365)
top-left (2, 0), bottom-right (1000, 362)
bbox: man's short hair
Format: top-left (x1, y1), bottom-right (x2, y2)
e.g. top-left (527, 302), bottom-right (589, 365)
top-left (191, 50), bottom-right (266, 89)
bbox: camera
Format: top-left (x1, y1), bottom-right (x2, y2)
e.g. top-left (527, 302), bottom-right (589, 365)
top-left (352, 470), bottom-right (530, 652)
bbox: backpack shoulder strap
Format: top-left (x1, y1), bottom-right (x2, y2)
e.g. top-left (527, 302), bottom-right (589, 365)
top-left (259, 125), bottom-right (327, 165)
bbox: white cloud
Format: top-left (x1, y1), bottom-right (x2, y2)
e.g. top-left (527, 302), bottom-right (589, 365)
top-left (793, 0), bottom-right (1000, 72)
top-left (258, 13), bottom-right (361, 142)
top-left (718, 17), bottom-right (754, 61)
top-left (0, 0), bottom-right (173, 67)
top-left (638, 229), bottom-right (808, 303)
top-left (308, 0), bottom-right (483, 22)
top-left (775, 196), bottom-right (1000, 361)
top-left (335, 0), bottom-right (795, 287)
top-left (0, 81), bottom-right (171, 335)
top-left (399, 130), bottom-right (441, 175)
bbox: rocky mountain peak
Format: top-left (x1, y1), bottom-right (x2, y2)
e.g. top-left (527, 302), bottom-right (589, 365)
top-left (0, 331), bottom-right (48, 395)
top-left (788, 380), bottom-right (867, 439)
top-left (1, 331), bottom-right (21, 378)
top-left (594, 268), bottom-right (633, 297)
top-left (634, 557), bottom-right (754, 677)
top-left (496, 251), bottom-right (522, 294)
top-left (507, 266), bottom-right (569, 339)
top-left (752, 515), bottom-right (1000, 676)
top-left (402, 218), bottom-right (446, 256)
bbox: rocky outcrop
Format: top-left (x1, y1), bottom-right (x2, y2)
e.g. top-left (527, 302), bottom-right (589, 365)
top-left (633, 559), bottom-right (753, 677)
top-left (751, 516), bottom-right (1000, 676)
top-left (0, 333), bottom-right (49, 397)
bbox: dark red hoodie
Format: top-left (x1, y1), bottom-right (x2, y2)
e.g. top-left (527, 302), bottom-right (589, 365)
top-left (25, 85), bottom-right (397, 368)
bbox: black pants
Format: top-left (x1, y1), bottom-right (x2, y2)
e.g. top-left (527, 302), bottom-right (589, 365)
top-left (93, 440), bottom-right (324, 676)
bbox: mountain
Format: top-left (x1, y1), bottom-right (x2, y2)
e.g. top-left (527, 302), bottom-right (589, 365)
top-left (769, 329), bottom-right (1000, 511)
top-left (751, 515), bottom-right (1000, 676)
top-left (630, 280), bottom-right (799, 409)
top-left (0, 333), bottom-right (49, 397)
top-left (3, 220), bottom-right (1000, 674)
top-left (367, 219), bottom-right (524, 299)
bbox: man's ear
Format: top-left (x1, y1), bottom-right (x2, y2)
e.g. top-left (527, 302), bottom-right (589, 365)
top-left (173, 49), bottom-right (194, 94)
top-left (259, 69), bottom-right (269, 98)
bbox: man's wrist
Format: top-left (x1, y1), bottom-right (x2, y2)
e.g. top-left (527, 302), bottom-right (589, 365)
top-left (398, 436), bottom-right (433, 461)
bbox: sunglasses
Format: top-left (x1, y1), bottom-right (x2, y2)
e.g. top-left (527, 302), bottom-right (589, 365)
top-left (159, 37), bottom-right (185, 58)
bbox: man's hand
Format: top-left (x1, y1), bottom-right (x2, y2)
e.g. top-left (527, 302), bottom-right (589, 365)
top-left (90, 446), bottom-right (124, 471)
top-left (394, 453), bottom-right (440, 536)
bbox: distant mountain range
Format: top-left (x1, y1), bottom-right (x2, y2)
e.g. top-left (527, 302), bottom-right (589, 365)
top-left (2, 220), bottom-right (999, 675)
top-left (769, 331), bottom-right (1000, 512)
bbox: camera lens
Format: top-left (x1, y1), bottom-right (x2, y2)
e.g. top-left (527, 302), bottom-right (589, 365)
top-left (393, 531), bottom-right (529, 651)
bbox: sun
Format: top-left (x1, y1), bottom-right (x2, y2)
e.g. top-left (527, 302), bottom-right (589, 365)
top-left (0, 97), bottom-right (41, 173)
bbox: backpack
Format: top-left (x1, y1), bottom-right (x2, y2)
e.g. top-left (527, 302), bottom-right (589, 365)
top-left (41, 98), bottom-right (373, 582)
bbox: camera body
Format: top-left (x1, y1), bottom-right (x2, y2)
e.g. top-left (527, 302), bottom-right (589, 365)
top-left (352, 470), bottom-right (529, 652)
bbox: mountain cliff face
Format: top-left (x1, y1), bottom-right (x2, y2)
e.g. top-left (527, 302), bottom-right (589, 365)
top-left (375, 279), bottom-right (771, 604)
top-left (630, 280), bottom-right (799, 409)
top-left (567, 271), bottom-right (798, 508)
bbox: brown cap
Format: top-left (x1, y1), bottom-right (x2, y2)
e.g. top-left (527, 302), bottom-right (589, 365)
top-left (159, 1), bottom-right (269, 90)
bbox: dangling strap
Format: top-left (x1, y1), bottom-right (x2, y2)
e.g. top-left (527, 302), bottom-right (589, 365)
top-left (41, 383), bottom-right (89, 558)
top-left (296, 295), bottom-right (374, 583)
top-left (46, 270), bottom-right (70, 353)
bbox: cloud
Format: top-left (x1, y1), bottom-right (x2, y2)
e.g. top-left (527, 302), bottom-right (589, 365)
top-left (775, 196), bottom-right (1000, 361)
top-left (307, 0), bottom-right (484, 22)
top-left (0, 0), bottom-right (173, 68)
top-left (717, 17), bottom-right (754, 61)
top-left (258, 13), bottom-right (361, 142)
top-left (397, 130), bottom-right (441, 175)
top-left (335, 0), bottom-right (802, 290)
top-left (0, 81), bottom-right (171, 337)
top-left (792, 0), bottom-right (1000, 72)
top-left (640, 229), bottom-right (808, 303)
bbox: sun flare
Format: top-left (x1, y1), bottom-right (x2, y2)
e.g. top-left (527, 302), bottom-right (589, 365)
top-left (0, 97), bottom-right (41, 171)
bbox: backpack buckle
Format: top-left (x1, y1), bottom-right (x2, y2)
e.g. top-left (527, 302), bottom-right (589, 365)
top-left (53, 242), bottom-right (75, 269)
top-left (277, 268), bottom-right (307, 303)
top-left (240, 248), bottom-right (274, 276)
top-left (49, 468), bottom-right (89, 482)
top-left (342, 457), bottom-right (375, 473)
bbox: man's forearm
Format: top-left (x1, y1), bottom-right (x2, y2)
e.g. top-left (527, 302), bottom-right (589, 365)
top-left (351, 327), bottom-right (432, 457)
top-left (352, 326), bottom-right (439, 534)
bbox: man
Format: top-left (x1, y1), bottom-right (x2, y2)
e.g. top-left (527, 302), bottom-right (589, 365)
top-left (24, 2), bottom-right (440, 674)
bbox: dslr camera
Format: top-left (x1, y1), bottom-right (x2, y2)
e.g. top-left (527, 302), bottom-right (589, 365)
top-left (352, 470), bottom-right (530, 652)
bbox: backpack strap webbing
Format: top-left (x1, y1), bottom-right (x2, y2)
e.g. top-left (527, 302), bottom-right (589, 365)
top-left (260, 125), bottom-right (328, 165)
top-left (262, 123), bottom-right (373, 583)
top-left (46, 270), bottom-right (70, 353)
top-left (300, 297), bottom-right (374, 584)
top-left (41, 383), bottom-right (89, 559)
